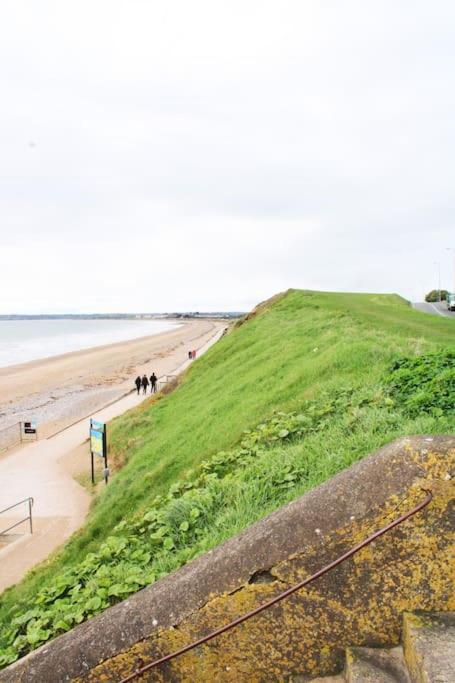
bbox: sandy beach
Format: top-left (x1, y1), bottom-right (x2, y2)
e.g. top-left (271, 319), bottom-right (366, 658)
top-left (0, 320), bottom-right (226, 591)
top-left (0, 319), bottom-right (225, 438)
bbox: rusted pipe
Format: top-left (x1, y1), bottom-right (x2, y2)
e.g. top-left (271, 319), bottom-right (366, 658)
top-left (119, 488), bottom-right (433, 682)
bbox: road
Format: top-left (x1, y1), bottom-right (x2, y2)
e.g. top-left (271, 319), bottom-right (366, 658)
top-left (0, 325), bottom-right (225, 592)
top-left (412, 301), bottom-right (455, 318)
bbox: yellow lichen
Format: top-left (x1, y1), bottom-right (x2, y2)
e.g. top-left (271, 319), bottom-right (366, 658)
top-left (76, 445), bottom-right (455, 682)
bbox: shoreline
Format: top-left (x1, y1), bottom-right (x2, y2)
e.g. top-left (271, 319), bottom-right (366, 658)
top-left (0, 322), bottom-right (226, 591)
top-left (0, 319), bottom-right (226, 438)
top-left (0, 319), bottom-right (184, 376)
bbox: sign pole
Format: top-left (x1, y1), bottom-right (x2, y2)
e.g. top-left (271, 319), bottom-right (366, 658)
top-left (91, 451), bottom-right (95, 485)
top-left (103, 427), bottom-right (108, 485)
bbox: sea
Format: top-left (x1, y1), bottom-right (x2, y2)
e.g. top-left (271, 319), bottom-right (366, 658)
top-left (0, 318), bottom-right (180, 369)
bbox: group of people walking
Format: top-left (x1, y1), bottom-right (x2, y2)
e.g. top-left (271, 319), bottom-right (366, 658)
top-left (135, 373), bottom-right (158, 395)
top-left (135, 345), bottom-right (200, 396)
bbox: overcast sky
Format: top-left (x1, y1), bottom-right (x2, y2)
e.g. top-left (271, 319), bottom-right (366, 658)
top-left (1, 1), bottom-right (454, 313)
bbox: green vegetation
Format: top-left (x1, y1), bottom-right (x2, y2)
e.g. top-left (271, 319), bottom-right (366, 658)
top-left (74, 465), bottom-right (105, 493)
top-left (0, 290), bottom-right (453, 667)
top-left (425, 289), bottom-right (448, 302)
top-left (387, 350), bottom-right (455, 416)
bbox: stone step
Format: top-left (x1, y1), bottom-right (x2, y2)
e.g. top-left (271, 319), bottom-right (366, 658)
top-left (345, 646), bottom-right (411, 682)
top-left (403, 611), bottom-right (455, 683)
top-left (289, 676), bottom-right (344, 682)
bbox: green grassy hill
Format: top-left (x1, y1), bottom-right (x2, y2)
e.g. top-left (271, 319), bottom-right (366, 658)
top-left (1, 290), bottom-right (453, 667)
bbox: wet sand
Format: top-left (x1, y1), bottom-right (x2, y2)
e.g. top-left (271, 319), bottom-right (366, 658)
top-left (0, 323), bottom-right (226, 592)
top-left (0, 319), bottom-right (224, 437)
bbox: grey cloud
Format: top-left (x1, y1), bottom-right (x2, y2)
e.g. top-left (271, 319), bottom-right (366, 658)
top-left (0, 1), bottom-right (454, 311)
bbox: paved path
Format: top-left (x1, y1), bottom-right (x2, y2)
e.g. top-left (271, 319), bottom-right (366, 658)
top-left (0, 325), bottom-right (225, 592)
top-left (412, 301), bottom-right (455, 318)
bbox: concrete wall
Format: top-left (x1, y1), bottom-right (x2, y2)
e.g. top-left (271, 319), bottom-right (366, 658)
top-left (2, 435), bottom-right (454, 682)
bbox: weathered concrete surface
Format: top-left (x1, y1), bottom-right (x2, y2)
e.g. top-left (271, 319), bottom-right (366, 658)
top-left (1, 435), bottom-right (454, 682)
top-left (297, 611), bottom-right (455, 681)
top-left (403, 611), bottom-right (455, 682)
top-left (345, 646), bottom-right (410, 682)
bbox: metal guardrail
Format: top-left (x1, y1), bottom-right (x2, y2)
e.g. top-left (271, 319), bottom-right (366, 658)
top-left (0, 422), bottom-right (38, 453)
top-left (120, 489), bottom-right (433, 682)
top-left (0, 422), bottom-right (22, 452)
top-left (0, 497), bottom-right (34, 536)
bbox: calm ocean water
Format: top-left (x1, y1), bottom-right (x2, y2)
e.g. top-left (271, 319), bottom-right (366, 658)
top-left (0, 319), bottom-right (180, 368)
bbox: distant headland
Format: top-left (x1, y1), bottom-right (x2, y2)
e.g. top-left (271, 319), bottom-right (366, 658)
top-left (0, 312), bottom-right (245, 321)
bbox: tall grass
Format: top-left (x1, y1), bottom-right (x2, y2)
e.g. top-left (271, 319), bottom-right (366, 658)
top-left (0, 289), bottom-right (453, 652)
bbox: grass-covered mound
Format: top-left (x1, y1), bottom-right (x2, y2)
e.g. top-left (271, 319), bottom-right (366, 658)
top-left (0, 290), bottom-right (453, 666)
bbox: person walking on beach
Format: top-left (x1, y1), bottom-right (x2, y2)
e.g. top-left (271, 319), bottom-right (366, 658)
top-left (150, 372), bottom-right (157, 393)
top-left (135, 376), bottom-right (141, 395)
top-left (141, 374), bottom-right (149, 394)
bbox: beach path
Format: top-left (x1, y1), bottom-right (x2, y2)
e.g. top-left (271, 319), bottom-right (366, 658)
top-left (0, 323), bottom-right (225, 593)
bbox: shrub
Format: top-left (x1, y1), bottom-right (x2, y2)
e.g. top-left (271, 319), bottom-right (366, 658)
top-left (386, 350), bottom-right (455, 416)
top-left (425, 290), bottom-right (448, 302)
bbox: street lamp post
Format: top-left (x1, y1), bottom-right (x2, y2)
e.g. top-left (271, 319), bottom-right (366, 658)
top-left (433, 262), bottom-right (441, 302)
top-left (447, 248), bottom-right (455, 294)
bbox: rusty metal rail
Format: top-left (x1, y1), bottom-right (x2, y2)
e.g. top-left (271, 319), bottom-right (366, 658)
top-left (119, 488), bottom-right (432, 682)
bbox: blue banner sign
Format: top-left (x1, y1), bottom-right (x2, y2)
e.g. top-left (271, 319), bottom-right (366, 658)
top-left (91, 419), bottom-right (105, 433)
top-left (90, 429), bottom-right (104, 456)
top-left (90, 419), bottom-right (106, 457)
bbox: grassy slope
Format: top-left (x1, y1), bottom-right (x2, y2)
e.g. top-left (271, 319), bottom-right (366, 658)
top-left (1, 290), bottom-right (453, 628)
